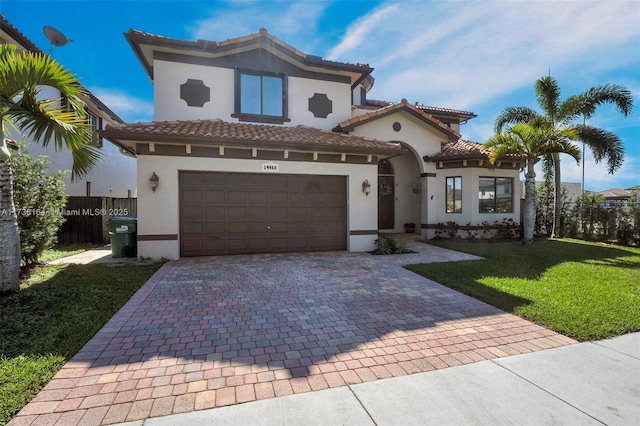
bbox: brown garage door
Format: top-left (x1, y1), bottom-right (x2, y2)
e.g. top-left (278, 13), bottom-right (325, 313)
top-left (179, 171), bottom-right (347, 256)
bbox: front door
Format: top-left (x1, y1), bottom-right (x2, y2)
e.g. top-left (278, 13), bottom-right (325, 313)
top-left (378, 159), bottom-right (394, 229)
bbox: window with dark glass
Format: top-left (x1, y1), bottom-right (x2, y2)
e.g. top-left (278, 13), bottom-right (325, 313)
top-left (479, 177), bottom-right (513, 213)
top-left (446, 176), bottom-right (462, 213)
top-left (88, 113), bottom-right (103, 147)
top-left (234, 69), bottom-right (288, 123)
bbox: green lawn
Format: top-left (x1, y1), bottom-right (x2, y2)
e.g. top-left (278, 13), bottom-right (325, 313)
top-left (407, 238), bottom-right (640, 342)
top-left (0, 261), bottom-right (163, 425)
top-left (35, 243), bottom-right (101, 264)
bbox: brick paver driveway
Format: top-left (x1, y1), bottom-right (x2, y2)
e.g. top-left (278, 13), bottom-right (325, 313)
top-left (11, 242), bottom-right (575, 425)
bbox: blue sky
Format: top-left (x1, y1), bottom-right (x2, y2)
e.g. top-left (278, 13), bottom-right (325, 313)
top-left (3, 0), bottom-right (639, 192)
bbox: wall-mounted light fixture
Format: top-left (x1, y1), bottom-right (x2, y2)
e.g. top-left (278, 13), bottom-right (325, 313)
top-left (362, 179), bottom-right (371, 196)
top-left (149, 172), bottom-right (159, 193)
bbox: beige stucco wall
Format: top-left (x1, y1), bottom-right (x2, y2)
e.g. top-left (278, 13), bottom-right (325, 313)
top-left (137, 154), bottom-right (379, 259)
top-left (348, 112), bottom-right (448, 166)
top-left (428, 167), bottom-right (522, 236)
top-left (153, 60), bottom-right (352, 129)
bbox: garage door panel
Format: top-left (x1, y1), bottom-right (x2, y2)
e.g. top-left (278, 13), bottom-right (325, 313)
top-left (289, 193), bottom-right (306, 207)
top-left (289, 207), bottom-right (307, 220)
top-left (227, 206), bottom-right (247, 220)
top-left (226, 174), bottom-right (247, 187)
top-left (227, 190), bottom-right (247, 204)
top-left (181, 188), bottom-right (203, 204)
top-left (248, 222), bottom-right (269, 233)
top-left (181, 222), bottom-right (203, 234)
top-left (205, 222), bottom-right (224, 234)
top-left (180, 171), bottom-right (204, 187)
top-left (269, 191), bottom-right (288, 205)
top-left (180, 171), bottom-right (345, 256)
top-left (205, 238), bottom-right (225, 252)
top-left (268, 222), bottom-right (288, 232)
top-left (269, 238), bottom-right (289, 251)
top-left (267, 175), bottom-right (288, 188)
top-left (182, 206), bottom-right (203, 220)
top-left (269, 206), bottom-right (288, 221)
top-left (289, 222), bottom-right (307, 233)
top-left (205, 206), bottom-right (225, 220)
top-left (227, 223), bottom-right (248, 233)
top-left (248, 191), bottom-right (268, 204)
top-left (203, 172), bottom-right (226, 186)
top-left (327, 207), bottom-right (345, 219)
top-left (205, 190), bottom-right (225, 204)
top-left (248, 206), bottom-right (268, 219)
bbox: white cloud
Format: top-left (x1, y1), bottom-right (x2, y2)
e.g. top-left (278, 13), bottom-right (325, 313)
top-left (329, 0), bottom-right (640, 111)
top-left (559, 151), bottom-right (640, 192)
top-left (91, 88), bottom-right (154, 123)
top-left (189, 1), bottom-right (328, 52)
top-left (326, 3), bottom-right (399, 60)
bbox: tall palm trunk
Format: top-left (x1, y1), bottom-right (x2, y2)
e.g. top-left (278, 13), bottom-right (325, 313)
top-left (0, 157), bottom-right (21, 293)
top-left (523, 161), bottom-right (536, 245)
top-left (551, 153), bottom-right (562, 238)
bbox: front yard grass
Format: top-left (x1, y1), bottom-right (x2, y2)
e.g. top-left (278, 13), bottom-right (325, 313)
top-left (407, 238), bottom-right (640, 342)
top-left (0, 262), bottom-right (163, 425)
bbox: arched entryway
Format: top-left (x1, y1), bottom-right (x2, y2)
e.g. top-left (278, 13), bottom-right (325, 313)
top-left (378, 158), bottom-right (395, 229)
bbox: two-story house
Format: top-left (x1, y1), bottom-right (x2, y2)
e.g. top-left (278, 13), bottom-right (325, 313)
top-left (0, 15), bottom-right (137, 198)
top-left (102, 28), bottom-right (523, 259)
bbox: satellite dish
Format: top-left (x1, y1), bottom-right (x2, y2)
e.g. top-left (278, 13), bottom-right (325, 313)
top-left (43, 26), bottom-right (73, 53)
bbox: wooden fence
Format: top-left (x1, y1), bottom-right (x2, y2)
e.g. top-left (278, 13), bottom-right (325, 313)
top-left (57, 196), bottom-right (137, 245)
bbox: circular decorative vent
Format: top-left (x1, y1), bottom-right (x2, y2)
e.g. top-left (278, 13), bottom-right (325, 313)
top-left (392, 122), bottom-right (401, 132)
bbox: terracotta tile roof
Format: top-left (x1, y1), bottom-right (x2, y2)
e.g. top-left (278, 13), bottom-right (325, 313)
top-left (426, 139), bottom-right (492, 161)
top-left (366, 99), bottom-right (476, 118)
top-left (336, 99), bottom-right (460, 140)
top-left (101, 119), bottom-right (403, 153)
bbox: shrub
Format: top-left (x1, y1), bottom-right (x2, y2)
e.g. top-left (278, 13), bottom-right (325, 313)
top-left (12, 145), bottom-right (68, 265)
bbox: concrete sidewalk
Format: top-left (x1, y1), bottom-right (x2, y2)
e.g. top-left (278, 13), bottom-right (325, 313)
top-left (120, 332), bottom-right (639, 426)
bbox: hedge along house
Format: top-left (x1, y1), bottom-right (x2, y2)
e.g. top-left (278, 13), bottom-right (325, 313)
top-left (102, 28), bottom-right (523, 259)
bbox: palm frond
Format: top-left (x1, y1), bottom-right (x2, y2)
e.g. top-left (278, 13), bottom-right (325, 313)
top-left (575, 124), bottom-right (624, 174)
top-left (535, 75), bottom-right (561, 123)
top-left (582, 84), bottom-right (634, 117)
top-left (0, 43), bottom-right (98, 180)
top-left (493, 106), bottom-right (539, 132)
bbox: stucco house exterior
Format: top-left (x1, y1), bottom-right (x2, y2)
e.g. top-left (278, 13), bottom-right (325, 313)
top-left (1, 15), bottom-right (137, 198)
top-left (102, 28), bottom-right (523, 259)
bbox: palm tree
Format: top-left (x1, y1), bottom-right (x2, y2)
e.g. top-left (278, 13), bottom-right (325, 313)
top-left (495, 75), bottom-right (633, 238)
top-left (486, 122), bottom-right (581, 244)
top-left (1, 44), bottom-right (99, 293)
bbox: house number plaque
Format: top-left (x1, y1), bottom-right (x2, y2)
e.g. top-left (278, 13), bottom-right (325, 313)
top-left (261, 162), bottom-right (280, 173)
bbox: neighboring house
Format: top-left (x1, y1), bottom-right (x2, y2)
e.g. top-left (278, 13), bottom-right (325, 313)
top-left (0, 15), bottom-right (136, 198)
top-left (529, 181), bottom-right (582, 203)
top-left (597, 186), bottom-right (640, 207)
top-left (102, 28), bottom-right (523, 259)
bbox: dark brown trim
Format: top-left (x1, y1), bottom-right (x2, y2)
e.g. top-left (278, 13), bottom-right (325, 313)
top-left (137, 234), bottom-right (178, 241)
top-left (136, 144), bottom-right (379, 164)
top-left (349, 230), bottom-right (378, 236)
top-left (125, 30), bottom-right (372, 83)
top-left (101, 131), bottom-right (403, 156)
top-left (421, 172), bottom-right (436, 177)
top-left (157, 51), bottom-right (352, 85)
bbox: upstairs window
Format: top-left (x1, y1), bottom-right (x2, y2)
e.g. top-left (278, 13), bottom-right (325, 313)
top-left (233, 69), bottom-right (289, 124)
top-left (87, 113), bottom-right (103, 147)
top-left (479, 177), bottom-right (513, 213)
top-left (63, 96), bottom-right (103, 147)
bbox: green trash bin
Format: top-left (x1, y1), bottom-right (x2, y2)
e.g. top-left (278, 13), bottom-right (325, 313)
top-left (107, 217), bottom-right (137, 258)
